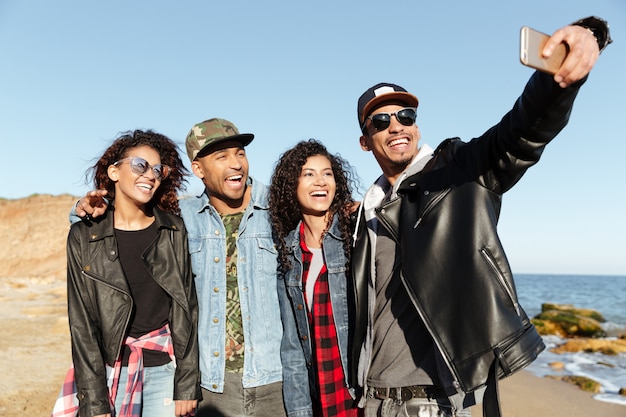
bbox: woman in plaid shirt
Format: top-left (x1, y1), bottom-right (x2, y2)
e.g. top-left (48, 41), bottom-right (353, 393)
top-left (269, 139), bottom-right (361, 417)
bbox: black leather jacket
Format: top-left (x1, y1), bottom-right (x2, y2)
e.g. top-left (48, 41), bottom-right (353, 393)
top-left (351, 71), bottom-right (586, 411)
top-left (66, 207), bottom-right (200, 416)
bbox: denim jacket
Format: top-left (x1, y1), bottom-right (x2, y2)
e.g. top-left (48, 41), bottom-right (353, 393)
top-left (180, 177), bottom-right (283, 392)
top-left (278, 215), bottom-right (354, 417)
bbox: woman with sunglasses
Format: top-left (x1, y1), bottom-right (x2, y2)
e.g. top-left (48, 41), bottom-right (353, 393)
top-left (269, 139), bottom-right (361, 417)
top-left (60, 130), bottom-right (199, 417)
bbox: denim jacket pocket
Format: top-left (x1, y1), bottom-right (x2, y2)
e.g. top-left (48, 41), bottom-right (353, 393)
top-left (255, 237), bottom-right (278, 275)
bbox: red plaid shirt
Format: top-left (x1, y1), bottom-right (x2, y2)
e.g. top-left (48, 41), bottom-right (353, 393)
top-left (51, 324), bottom-right (174, 417)
top-left (300, 225), bottom-right (359, 417)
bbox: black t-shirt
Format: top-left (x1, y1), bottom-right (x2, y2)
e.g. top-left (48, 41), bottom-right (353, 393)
top-left (115, 221), bottom-right (171, 367)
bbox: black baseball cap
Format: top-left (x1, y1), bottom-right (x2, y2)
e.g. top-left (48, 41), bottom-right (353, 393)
top-left (357, 83), bottom-right (419, 127)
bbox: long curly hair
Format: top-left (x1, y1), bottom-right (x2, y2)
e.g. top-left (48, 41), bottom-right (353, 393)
top-left (269, 139), bottom-right (358, 272)
top-left (87, 130), bottom-right (189, 215)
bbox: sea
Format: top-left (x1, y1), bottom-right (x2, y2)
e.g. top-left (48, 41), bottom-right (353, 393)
top-left (513, 273), bottom-right (626, 407)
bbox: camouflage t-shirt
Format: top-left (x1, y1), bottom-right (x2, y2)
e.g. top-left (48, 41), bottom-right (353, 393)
top-left (221, 211), bottom-right (245, 373)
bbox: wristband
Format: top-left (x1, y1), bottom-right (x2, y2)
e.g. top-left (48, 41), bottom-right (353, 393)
top-left (572, 16), bottom-right (612, 52)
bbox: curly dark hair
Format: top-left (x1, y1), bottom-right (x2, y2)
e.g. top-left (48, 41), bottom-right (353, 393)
top-left (87, 130), bottom-right (189, 215)
top-left (269, 139), bottom-right (358, 272)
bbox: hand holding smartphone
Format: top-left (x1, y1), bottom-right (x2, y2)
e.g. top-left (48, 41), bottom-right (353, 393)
top-left (520, 26), bottom-right (568, 74)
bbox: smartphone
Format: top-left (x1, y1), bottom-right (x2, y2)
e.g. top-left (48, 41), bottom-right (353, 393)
top-left (520, 26), bottom-right (567, 74)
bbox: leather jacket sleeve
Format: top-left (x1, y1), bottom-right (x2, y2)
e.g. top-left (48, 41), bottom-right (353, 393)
top-left (448, 69), bottom-right (586, 195)
top-left (66, 224), bottom-right (112, 417)
top-left (171, 222), bottom-right (201, 401)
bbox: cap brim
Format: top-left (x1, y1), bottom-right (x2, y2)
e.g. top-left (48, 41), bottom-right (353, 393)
top-left (361, 92), bottom-right (419, 124)
top-left (196, 133), bottom-right (255, 159)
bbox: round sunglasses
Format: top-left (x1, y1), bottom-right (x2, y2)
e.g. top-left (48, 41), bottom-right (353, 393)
top-left (113, 157), bottom-right (171, 181)
top-left (363, 107), bottom-right (417, 131)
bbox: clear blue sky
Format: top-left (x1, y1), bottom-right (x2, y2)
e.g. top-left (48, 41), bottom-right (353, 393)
top-left (1, 1), bottom-right (625, 276)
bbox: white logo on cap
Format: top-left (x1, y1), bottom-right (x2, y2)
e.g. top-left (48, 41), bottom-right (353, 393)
top-left (373, 86), bottom-right (395, 97)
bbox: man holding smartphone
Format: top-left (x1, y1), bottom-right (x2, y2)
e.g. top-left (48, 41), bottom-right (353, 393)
top-left (351, 16), bottom-right (610, 417)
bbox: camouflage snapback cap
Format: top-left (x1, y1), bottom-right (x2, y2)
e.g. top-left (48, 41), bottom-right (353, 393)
top-left (185, 118), bottom-right (254, 162)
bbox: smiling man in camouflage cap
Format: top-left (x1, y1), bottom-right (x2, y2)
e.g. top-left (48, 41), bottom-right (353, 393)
top-left (185, 118), bottom-right (254, 161)
top-left (185, 118), bottom-right (256, 213)
top-left (181, 117), bottom-right (286, 417)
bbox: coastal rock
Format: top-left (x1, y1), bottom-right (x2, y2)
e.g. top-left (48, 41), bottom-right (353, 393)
top-left (531, 303), bottom-right (607, 338)
top-left (561, 375), bottom-right (602, 393)
top-left (550, 338), bottom-right (626, 355)
top-left (541, 303), bottom-right (606, 322)
top-left (546, 374), bottom-right (603, 393)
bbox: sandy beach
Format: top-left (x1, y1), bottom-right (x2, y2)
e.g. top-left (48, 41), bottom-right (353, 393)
top-left (0, 195), bottom-right (624, 416)
top-left (470, 370), bottom-right (623, 417)
top-left (0, 276), bottom-right (72, 417)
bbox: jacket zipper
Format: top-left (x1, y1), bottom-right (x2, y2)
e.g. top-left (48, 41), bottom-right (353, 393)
top-left (82, 270), bottom-right (134, 362)
top-left (403, 187), bottom-right (483, 391)
top-left (413, 189), bottom-right (450, 228)
top-left (480, 248), bottom-right (521, 316)
top-left (399, 270), bottom-right (461, 391)
top-left (144, 229), bottom-right (193, 352)
top-left (144, 231), bottom-right (183, 308)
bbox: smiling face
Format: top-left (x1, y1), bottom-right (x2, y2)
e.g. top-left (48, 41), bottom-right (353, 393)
top-left (360, 102), bottom-right (421, 185)
top-left (296, 154), bottom-right (336, 217)
top-left (108, 145), bottom-right (162, 208)
top-left (191, 140), bottom-right (250, 214)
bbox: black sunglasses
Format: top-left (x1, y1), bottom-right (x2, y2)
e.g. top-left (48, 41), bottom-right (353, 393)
top-left (114, 157), bottom-right (171, 181)
top-left (363, 107), bottom-right (417, 131)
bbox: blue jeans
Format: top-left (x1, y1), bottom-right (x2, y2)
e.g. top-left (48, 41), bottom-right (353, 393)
top-left (364, 397), bottom-right (471, 417)
top-left (196, 371), bottom-right (286, 417)
top-left (114, 362), bottom-right (176, 417)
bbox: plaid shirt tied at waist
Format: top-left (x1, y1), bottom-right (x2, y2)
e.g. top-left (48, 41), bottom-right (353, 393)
top-left (51, 323), bottom-right (174, 417)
